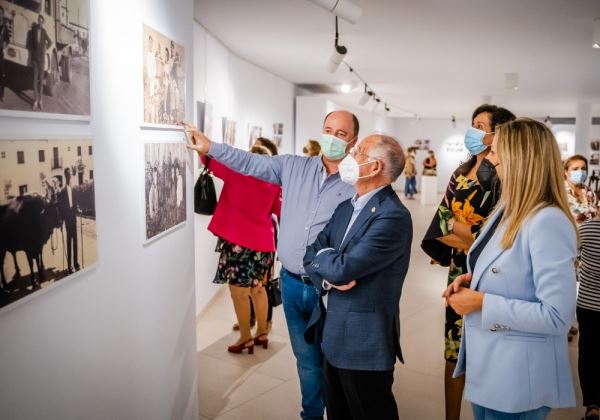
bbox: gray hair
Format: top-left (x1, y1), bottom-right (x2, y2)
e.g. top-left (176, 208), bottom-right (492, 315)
top-left (368, 135), bottom-right (406, 182)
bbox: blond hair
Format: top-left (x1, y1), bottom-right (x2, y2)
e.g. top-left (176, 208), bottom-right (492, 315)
top-left (495, 118), bottom-right (577, 249)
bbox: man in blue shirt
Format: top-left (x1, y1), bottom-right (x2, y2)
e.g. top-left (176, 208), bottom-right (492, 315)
top-left (185, 110), bottom-right (358, 420)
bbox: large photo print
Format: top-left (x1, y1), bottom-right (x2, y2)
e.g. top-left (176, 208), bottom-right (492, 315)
top-left (143, 25), bottom-right (185, 126)
top-left (145, 142), bottom-right (186, 241)
top-left (0, 139), bottom-right (97, 310)
top-left (0, 0), bottom-right (90, 117)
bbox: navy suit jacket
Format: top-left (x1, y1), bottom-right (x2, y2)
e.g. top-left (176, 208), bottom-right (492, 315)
top-left (303, 185), bottom-right (412, 371)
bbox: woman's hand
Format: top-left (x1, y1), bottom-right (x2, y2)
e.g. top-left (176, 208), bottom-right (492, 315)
top-left (180, 121), bottom-right (211, 154)
top-left (442, 272), bottom-right (472, 300)
top-left (448, 288), bottom-right (484, 315)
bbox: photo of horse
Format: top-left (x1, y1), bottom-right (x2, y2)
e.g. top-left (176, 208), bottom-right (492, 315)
top-left (0, 139), bottom-right (97, 310)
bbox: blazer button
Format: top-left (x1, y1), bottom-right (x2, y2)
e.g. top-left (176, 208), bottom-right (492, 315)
top-left (491, 267), bottom-right (499, 274)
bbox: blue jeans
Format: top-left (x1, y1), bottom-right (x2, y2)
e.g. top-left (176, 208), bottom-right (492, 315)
top-left (405, 176), bottom-right (416, 197)
top-left (280, 268), bottom-right (324, 420)
top-left (472, 403), bottom-right (551, 420)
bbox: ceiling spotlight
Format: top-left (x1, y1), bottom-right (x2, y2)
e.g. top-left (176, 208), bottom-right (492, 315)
top-left (327, 17), bottom-right (348, 73)
top-left (505, 73), bottom-right (519, 91)
top-left (372, 97), bottom-right (381, 112)
top-left (451, 115), bottom-right (457, 128)
top-left (340, 84), bottom-right (351, 93)
top-left (384, 104), bottom-right (390, 112)
top-left (358, 85), bottom-right (371, 105)
top-left (543, 116), bottom-right (553, 128)
top-left (307, 0), bottom-right (363, 24)
top-left (594, 18), bottom-right (600, 48)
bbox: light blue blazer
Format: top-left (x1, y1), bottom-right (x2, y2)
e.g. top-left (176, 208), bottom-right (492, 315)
top-left (454, 206), bottom-right (577, 413)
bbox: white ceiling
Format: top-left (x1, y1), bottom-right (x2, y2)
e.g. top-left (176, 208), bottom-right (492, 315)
top-left (194, 0), bottom-right (600, 119)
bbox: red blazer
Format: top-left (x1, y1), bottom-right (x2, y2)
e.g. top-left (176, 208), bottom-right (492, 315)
top-left (202, 156), bottom-right (281, 252)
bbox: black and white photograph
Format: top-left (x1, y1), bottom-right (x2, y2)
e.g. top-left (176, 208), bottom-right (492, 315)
top-left (145, 142), bottom-right (186, 241)
top-left (0, 139), bottom-right (96, 310)
top-left (590, 153), bottom-right (599, 166)
top-left (0, 0), bottom-right (90, 117)
top-left (143, 24), bottom-right (185, 126)
top-left (272, 122), bottom-right (283, 147)
top-left (248, 124), bottom-right (262, 149)
top-left (224, 119), bottom-right (236, 146)
top-left (591, 139), bottom-right (600, 151)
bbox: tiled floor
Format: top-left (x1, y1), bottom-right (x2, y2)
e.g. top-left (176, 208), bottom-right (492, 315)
top-left (196, 194), bottom-right (585, 419)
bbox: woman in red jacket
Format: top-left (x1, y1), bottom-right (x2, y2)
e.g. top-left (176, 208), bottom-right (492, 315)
top-left (202, 145), bottom-right (281, 354)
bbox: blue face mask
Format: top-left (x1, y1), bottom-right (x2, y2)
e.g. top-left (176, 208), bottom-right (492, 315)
top-left (319, 134), bottom-right (349, 161)
top-left (570, 169), bottom-right (587, 185)
top-left (464, 127), bottom-right (491, 155)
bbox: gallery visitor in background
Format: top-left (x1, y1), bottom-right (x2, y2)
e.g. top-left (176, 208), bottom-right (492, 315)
top-left (27, 14), bottom-right (52, 111)
top-left (254, 137), bottom-right (279, 156)
top-left (303, 139), bottom-right (321, 157)
top-left (303, 134), bottom-right (411, 420)
top-left (576, 215), bottom-right (600, 420)
top-left (564, 154), bottom-right (598, 224)
top-left (423, 149), bottom-right (437, 176)
top-left (421, 104), bottom-right (515, 420)
top-left (403, 147), bottom-right (417, 199)
top-left (184, 110), bottom-right (358, 420)
top-left (445, 118), bottom-right (577, 420)
top-left (235, 136), bottom-right (280, 334)
top-left (200, 145), bottom-right (281, 355)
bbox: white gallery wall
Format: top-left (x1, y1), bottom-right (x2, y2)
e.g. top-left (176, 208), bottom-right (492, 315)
top-left (0, 0), bottom-right (198, 419)
top-left (192, 20), bottom-right (300, 315)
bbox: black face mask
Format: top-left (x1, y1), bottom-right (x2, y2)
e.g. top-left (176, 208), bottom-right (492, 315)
top-left (476, 158), bottom-right (499, 192)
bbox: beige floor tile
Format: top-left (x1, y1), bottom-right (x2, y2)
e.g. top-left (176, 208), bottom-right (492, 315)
top-left (213, 379), bottom-right (303, 420)
top-left (197, 353), bottom-right (284, 419)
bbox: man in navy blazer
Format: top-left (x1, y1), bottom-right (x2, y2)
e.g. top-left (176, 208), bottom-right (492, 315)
top-left (303, 134), bottom-right (412, 420)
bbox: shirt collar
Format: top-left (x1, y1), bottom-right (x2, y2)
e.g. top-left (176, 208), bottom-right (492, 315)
top-left (350, 185), bottom-right (386, 211)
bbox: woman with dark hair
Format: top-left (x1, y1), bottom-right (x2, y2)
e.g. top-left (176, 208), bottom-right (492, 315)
top-left (254, 137), bottom-right (279, 156)
top-left (421, 104), bottom-right (515, 420)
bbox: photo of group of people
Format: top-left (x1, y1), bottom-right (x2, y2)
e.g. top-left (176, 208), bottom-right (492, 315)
top-left (143, 25), bottom-right (185, 126)
top-left (0, 139), bottom-right (97, 310)
top-left (144, 142), bottom-right (187, 241)
top-left (0, 0), bottom-right (91, 116)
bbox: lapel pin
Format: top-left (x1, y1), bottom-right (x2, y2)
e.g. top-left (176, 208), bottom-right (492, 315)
top-left (371, 207), bottom-right (376, 213)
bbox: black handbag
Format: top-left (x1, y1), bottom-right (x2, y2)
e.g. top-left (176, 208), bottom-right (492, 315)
top-left (194, 157), bottom-right (217, 215)
top-left (266, 276), bottom-right (282, 307)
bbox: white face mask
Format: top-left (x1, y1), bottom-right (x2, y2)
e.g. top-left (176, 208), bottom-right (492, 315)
top-left (338, 154), bottom-right (378, 185)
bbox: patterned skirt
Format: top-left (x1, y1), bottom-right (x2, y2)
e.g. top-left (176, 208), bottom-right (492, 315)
top-left (213, 237), bottom-right (274, 288)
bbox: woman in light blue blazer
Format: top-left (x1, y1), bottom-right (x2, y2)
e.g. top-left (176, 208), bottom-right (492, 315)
top-left (443, 118), bottom-right (578, 420)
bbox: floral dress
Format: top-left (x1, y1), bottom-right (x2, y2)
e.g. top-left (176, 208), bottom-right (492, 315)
top-left (565, 181), bottom-right (599, 225)
top-left (213, 238), bottom-right (274, 288)
top-left (421, 173), bottom-right (499, 362)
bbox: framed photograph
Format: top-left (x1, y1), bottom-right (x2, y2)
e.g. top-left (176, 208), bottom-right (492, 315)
top-left (142, 24), bottom-right (185, 128)
top-left (273, 123), bottom-right (283, 147)
top-left (590, 153), bottom-right (599, 166)
top-left (224, 119), bottom-right (236, 146)
top-left (248, 125), bottom-right (262, 149)
top-left (0, 139), bottom-right (97, 312)
top-left (591, 140), bottom-right (600, 152)
top-left (144, 142), bottom-right (186, 242)
top-left (0, 0), bottom-right (91, 119)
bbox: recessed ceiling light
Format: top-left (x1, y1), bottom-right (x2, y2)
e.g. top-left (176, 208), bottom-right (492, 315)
top-left (340, 84), bottom-right (351, 93)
